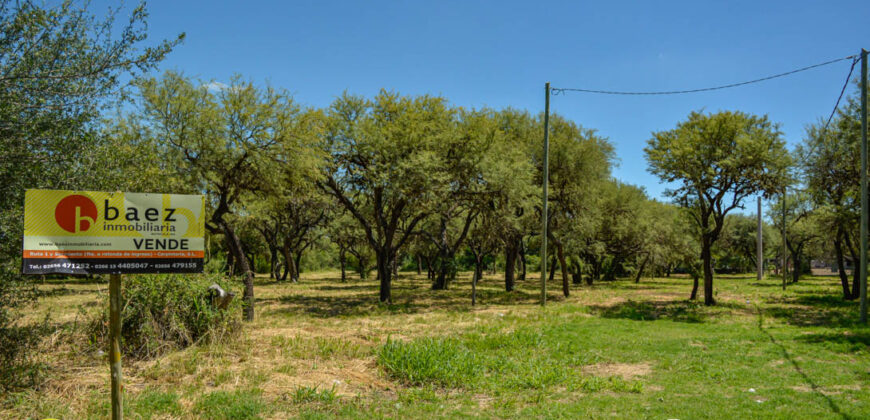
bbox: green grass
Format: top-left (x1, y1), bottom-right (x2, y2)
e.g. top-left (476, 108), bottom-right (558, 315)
top-left (5, 272), bottom-right (870, 419)
top-left (194, 389), bottom-right (267, 420)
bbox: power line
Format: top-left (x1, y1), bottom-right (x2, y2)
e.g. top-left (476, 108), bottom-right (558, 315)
top-left (551, 54), bottom-right (857, 96)
top-left (820, 56), bottom-right (859, 136)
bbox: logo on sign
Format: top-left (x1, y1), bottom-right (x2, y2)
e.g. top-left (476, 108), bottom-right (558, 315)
top-left (55, 195), bottom-right (97, 233)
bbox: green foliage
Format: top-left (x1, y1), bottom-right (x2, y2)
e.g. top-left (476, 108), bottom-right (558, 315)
top-left (0, 268), bottom-right (49, 392)
top-left (88, 273), bottom-right (241, 359)
top-left (0, 0), bottom-right (179, 391)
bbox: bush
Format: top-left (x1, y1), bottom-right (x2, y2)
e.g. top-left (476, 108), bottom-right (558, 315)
top-left (0, 268), bottom-right (50, 392)
top-left (88, 273), bottom-right (241, 359)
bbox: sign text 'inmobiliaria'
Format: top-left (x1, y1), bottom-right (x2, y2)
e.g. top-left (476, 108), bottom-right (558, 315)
top-left (23, 189), bottom-right (205, 274)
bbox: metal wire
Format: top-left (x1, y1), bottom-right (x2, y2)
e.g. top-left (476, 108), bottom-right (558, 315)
top-left (551, 54), bottom-right (857, 96)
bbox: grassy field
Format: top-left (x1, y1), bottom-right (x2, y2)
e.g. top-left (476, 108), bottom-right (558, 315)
top-left (3, 271), bottom-right (870, 419)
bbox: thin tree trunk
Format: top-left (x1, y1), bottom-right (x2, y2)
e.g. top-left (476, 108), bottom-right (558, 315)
top-left (293, 252), bottom-right (302, 282)
top-left (226, 249), bottom-right (235, 277)
top-left (416, 254), bottom-right (422, 275)
top-left (279, 245), bottom-right (291, 281)
top-left (504, 242), bottom-right (517, 292)
top-left (690, 273), bottom-right (699, 300)
top-left (635, 255), bottom-right (650, 283)
top-left (472, 260), bottom-right (479, 306)
top-left (269, 245), bottom-right (278, 280)
top-left (223, 222), bottom-right (255, 321)
top-left (791, 252), bottom-right (800, 284)
top-left (701, 235), bottom-right (715, 305)
top-left (845, 231), bottom-right (861, 299)
top-left (287, 250), bottom-right (299, 283)
top-left (519, 242), bottom-right (527, 281)
top-left (834, 233), bottom-right (853, 300)
top-left (556, 243), bottom-right (569, 297)
top-left (340, 248), bottom-right (347, 282)
top-left (548, 256), bottom-right (557, 282)
top-left (432, 249), bottom-right (451, 290)
top-left (377, 250), bottom-right (393, 303)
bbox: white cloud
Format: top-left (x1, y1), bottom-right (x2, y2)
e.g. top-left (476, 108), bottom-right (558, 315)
top-left (203, 81), bottom-right (229, 92)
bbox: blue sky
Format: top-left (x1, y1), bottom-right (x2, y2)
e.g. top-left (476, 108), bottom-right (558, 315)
top-left (104, 0), bottom-right (868, 204)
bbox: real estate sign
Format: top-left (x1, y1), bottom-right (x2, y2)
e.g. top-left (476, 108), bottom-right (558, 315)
top-left (23, 189), bottom-right (205, 274)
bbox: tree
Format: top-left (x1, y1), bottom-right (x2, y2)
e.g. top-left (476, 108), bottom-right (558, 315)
top-left (541, 115), bottom-right (614, 295)
top-left (0, 0), bottom-right (180, 390)
top-left (490, 109), bottom-right (537, 292)
top-left (135, 72), bottom-right (309, 320)
top-left (319, 91), bottom-right (453, 303)
top-left (799, 84), bottom-right (868, 300)
top-left (417, 109), bottom-right (497, 290)
top-left (772, 192), bottom-right (818, 283)
top-left (645, 110), bottom-right (790, 305)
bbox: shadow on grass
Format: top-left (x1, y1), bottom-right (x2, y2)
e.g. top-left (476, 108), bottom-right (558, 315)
top-left (796, 331), bottom-right (870, 353)
top-left (310, 284), bottom-right (377, 292)
top-left (759, 320), bottom-right (852, 419)
top-left (266, 277), bottom-right (547, 318)
top-left (587, 299), bottom-right (716, 323)
top-left (763, 294), bottom-right (860, 328)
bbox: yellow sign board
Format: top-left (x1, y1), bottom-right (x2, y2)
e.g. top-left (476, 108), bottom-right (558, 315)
top-left (23, 189), bottom-right (205, 274)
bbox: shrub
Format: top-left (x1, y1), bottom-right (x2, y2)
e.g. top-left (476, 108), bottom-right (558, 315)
top-left (88, 273), bottom-right (241, 359)
top-left (0, 268), bottom-right (50, 392)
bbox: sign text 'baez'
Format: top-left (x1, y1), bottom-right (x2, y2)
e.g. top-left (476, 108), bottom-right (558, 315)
top-left (23, 190), bottom-right (205, 275)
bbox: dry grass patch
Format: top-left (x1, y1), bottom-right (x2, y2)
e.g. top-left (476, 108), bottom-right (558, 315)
top-left (581, 362), bottom-right (653, 380)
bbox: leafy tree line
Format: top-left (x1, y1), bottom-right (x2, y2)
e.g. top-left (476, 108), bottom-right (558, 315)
top-left (116, 71), bottom-right (820, 314)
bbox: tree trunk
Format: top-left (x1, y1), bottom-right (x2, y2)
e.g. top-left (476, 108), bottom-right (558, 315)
top-left (377, 249), bottom-right (393, 303)
top-left (635, 255), bottom-right (650, 284)
top-left (846, 231), bottom-right (861, 299)
top-left (556, 243), bottom-right (569, 297)
top-left (416, 254), bottom-right (422, 275)
top-left (834, 233), bottom-right (853, 300)
top-left (504, 242), bottom-right (517, 292)
top-left (701, 234), bottom-right (715, 305)
top-left (287, 250), bottom-right (299, 283)
top-left (339, 248), bottom-right (347, 282)
top-left (432, 250), bottom-right (451, 290)
top-left (519, 242), bottom-right (527, 281)
top-left (472, 259), bottom-right (479, 306)
top-left (548, 256), bottom-right (557, 282)
top-left (226, 249), bottom-right (235, 277)
top-left (474, 254), bottom-right (484, 285)
top-left (222, 222), bottom-right (255, 321)
top-left (791, 252), bottom-right (800, 284)
top-left (293, 252), bottom-right (302, 282)
top-left (279, 245), bottom-right (291, 281)
top-left (690, 273), bottom-right (699, 300)
top-left (269, 245), bottom-right (278, 280)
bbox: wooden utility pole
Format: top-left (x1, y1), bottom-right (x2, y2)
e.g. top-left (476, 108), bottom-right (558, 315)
top-left (757, 196), bottom-right (763, 282)
top-left (541, 82), bottom-right (551, 306)
top-left (109, 273), bottom-right (123, 420)
top-left (782, 189), bottom-right (787, 291)
top-left (860, 48), bottom-right (868, 324)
